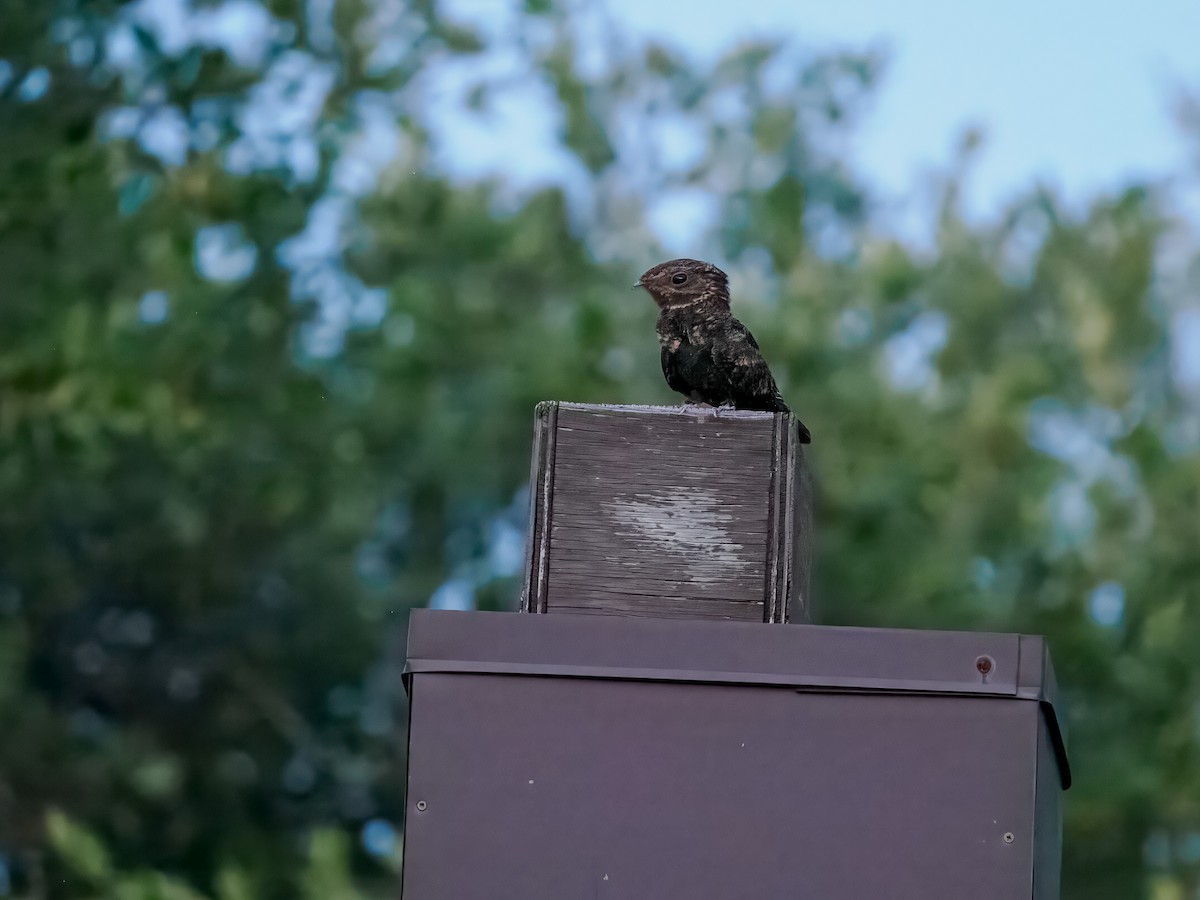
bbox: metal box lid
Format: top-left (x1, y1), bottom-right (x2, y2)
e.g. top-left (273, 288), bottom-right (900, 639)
top-left (404, 609), bottom-right (1070, 788)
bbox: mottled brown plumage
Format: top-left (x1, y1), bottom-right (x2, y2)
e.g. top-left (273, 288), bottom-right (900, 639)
top-left (636, 258), bottom-right (811, 442)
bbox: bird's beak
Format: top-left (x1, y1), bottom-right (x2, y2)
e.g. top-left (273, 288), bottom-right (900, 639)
top-left (632, 280), bottom-right (643, 289)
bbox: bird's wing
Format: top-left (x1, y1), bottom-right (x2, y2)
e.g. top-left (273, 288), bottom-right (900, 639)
top-left (660, 344), bottom-right (692, 398)
top-left (721, 318), bottom-right (790, 413)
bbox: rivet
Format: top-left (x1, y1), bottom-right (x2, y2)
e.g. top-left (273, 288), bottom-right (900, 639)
top-left (416, 800), bottom-right (427, 812)
top-left (1004, 832), bottom-right (1014, 844)
top-left (976, 655), bottom-right (995, 679)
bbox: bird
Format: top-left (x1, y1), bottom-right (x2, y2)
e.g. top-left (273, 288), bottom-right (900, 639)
top-left (635, 258), bottom-right (811, 442)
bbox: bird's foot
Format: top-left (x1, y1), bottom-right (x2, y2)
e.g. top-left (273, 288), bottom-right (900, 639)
top-left (712, 402), bottom-right (736, 418)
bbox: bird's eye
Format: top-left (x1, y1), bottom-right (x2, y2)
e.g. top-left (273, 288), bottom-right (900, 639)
top-left (671, 272), bottom-right (687, 285)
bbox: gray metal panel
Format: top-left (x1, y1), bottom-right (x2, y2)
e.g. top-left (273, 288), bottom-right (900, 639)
top-left (406, 610), bottom-right (1025, 698)
top-left (403, 673), bottom-right (1040, 900)
top-left (1033, 713), bottom-right (1064, 899)
top-left (1017, 635), bottom-right (1071, 788)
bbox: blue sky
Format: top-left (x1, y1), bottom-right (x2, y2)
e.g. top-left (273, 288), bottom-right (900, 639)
top-left (109, 0), bottom-right (1200, 250)
top-left (438, 0), bottom-right (1200, 241)
top-left (607, 0), bottom-right (1200, 223)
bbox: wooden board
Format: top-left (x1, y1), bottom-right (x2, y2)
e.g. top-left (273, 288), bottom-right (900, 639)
top-left (520, 402), bottom-right (813, 622)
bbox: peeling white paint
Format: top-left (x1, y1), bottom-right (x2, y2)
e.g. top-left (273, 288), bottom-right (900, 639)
top-left (602, 489), bottom-right (749, 581)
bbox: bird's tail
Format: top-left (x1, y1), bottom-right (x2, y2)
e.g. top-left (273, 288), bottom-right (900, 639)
top-left (767, 395), bottom-right (811, 444)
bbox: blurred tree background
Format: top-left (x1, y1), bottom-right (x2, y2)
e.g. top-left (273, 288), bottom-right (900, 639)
top-left (2, 0), bottom-right (1199, 897)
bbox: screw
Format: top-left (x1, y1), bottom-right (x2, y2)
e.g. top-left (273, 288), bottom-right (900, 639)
top-left (976, 655), bottom-right (995, 680)
top-left (416, 800), bottom-right (427, 812)
top-left (1004, 832), bottom-right (1014, 844)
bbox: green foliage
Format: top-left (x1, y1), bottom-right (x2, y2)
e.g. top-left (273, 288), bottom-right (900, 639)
top-left (300, 830), bottom-right (364, 900)
top-left (46, 809), bottom-right (112, 887)
top-left (44, 810), bottom-right (360, 900)
top-left (1, 0), bottom-right (1199, 898)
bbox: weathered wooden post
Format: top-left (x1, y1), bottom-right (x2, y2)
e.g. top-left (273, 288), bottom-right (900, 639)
top-left (400, 402), bottom-right (1070, 900)
top-left (521, 402), bottom-right (812, 621)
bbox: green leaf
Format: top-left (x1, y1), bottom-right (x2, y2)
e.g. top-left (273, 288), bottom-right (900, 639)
top-left (215, 865), bottom-right (257, 900)
top-left (129, 755), bottom-right (184, 800)
top-left (112, 871), bottom-right (211, 900)
top-left (437, 24), bottom-right (484, 53)
top-left (45, 809), bottom-right (113, 886)
top-left (301, 829), bottom-right (363, 900)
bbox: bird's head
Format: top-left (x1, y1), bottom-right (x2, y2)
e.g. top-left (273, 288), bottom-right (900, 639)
top-left (634, 258), bottom-right (730, 310)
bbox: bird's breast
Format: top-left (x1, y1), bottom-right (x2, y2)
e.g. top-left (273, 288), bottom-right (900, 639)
top-left (657, 311), bottom-right (714, 345)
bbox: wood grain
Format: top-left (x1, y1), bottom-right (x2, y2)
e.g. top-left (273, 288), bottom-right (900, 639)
top-left (520, 402), bottom-right (812, 622)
